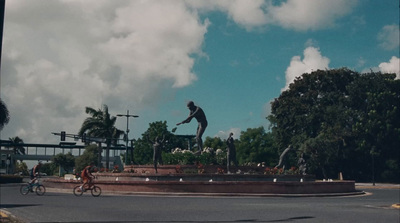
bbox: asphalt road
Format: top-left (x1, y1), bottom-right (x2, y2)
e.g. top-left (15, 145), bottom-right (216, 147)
top-left (1, 184), bottom-right (399, 223)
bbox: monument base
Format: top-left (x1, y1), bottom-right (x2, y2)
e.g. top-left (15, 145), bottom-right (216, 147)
top-left (44, 165), bottom-right (360, 196)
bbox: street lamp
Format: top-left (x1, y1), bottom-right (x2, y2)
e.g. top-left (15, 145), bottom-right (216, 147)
top-left (117, 110), bottom-right (139, 165)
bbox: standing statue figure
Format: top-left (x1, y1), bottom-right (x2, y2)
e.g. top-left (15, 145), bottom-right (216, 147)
top-left (298, 153), bottom-right (307, 175)
top-left (148, 135), bottom-right (165, 173)
top-left (275, 145), bottom-right (292, 171)
top-left (226, 132), bottom-right (238, 173)
top-left (177, 101), bottom-right (208, 153)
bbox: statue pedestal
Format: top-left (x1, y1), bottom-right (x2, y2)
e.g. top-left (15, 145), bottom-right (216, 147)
top-left (44, 165), bottom-right (360, 196)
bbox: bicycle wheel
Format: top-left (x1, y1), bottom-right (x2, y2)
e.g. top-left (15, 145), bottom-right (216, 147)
top-left (73, 186), bottom-right (84, 196)
top-left (35, 185), bottom-right (46, 196)
top-left (20, 184), bottom-right (30, 195)
top-left (91, 186), bottom-right (101, 197)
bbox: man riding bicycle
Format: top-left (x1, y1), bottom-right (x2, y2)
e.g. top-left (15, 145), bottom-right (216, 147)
top-left (80, 162), bottom-right (95, 191)
top-left (29, 161), bottom-right (42, 184)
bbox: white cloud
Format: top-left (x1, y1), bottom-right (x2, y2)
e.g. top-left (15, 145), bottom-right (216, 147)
top-left (186, 0), bottom-right (269, 30)
top-left (282, 47), bottom-right (330, 92)
top-left (377, 24), bottom-right (400, 50)
top-left (0, 0), bottom-right (364, 144)
top-left (215, 128), bottom-right (241, 140)
top-left (267, 0), bottom-right (358, 31)
top-left (379, 56), bottom-right (400, 79)
top-left (1, 0), bottom-right (209, 143)
top-left (186, 0), bottom-right (356, 31)
top-left (356, 57), bottom-right (366, 68)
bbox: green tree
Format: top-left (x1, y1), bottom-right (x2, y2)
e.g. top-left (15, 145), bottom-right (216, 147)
top-left (204, 136), bottom-right (225, 151)
top-left (0, 98), bottom-right (10, 131)
top-left (15, 161), bottom-right (29, 175)
top-left (40, 162), bottom-right (57, 176)
top-left (8, 136), bottom-right (26, 157)
top-left (133, 121), bottom-right (175, 164)
top-left (6, 136), bottom-right (26, 173)
top-left (52, 152), bottom-right (75, 173)
top-left (78, 105), bottom-right (124, 168)
top-left (236, 127), bottom-right (278, 166)
top-left (75, 144), bottom-right (99, 172)
top-left (204, 136), bottom-right (226, 165)
top-left (347, 72), bottom-right (400, 182)
top-left (268, 68), bottom-right (400, 181)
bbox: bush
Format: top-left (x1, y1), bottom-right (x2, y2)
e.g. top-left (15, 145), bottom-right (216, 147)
top-left (162, 152), bottom-right (223, 165)
top-left (40, 162), bottom-right (57, 176)
top-left (15, 161), bottom-right (29, 175)
top-left (163, 152), bottom-right (196, 165)
top-left (75, 144), bottom-right (99, 172)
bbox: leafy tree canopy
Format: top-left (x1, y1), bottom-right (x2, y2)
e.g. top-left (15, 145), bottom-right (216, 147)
top-left (78, 104), bottom-right (124, 168)
top-left (0, 98), bottom-right (10, 131)
top-left (52, 152), bottom-right (75, 172)
top-left (75, 144), bottom-right (99, 172)
top-left (268, 68), bottom-right (399, 181)
top-left (236, 127), bottom-right (279, 166)
top-left (133, 121), bottom-right (176, 164)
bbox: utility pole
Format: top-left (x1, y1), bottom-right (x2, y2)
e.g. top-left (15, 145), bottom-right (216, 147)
top-left (117, 110), bottom-right (139, 165)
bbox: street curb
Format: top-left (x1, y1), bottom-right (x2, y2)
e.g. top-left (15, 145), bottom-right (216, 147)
top-left (0, 209), bottom-right (25, 223)
top-left (355, 184), bottom-right (400, 189)
top-left (45, 187), bottom-right (366, 197)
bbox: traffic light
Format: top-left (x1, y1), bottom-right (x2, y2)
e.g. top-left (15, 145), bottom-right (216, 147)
top-left (61, 131), bottom-right (66, 141)
top-left (82, 133), bottom-right (86, 143)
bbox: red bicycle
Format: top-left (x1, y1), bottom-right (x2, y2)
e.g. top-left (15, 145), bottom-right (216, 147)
top-left (73, 177), bottom-right (101, 197)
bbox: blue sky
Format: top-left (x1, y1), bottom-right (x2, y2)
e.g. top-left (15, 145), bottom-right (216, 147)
top-left (1, 0), bottom-right (399, 145)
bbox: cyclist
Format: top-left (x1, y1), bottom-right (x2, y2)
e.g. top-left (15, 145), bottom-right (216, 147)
top-left (29, 161), bottom-right (42, 184)
top-left (80, 162), bottom-right (95, 191)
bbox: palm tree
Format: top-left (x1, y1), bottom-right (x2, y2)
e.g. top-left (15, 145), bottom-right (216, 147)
top-left (8, 136), bottom-right (26, 156)
top-left (78, 105), bottom-right (124, 169)
top-left (7, 136), bottom-right (26, 173)
top-left (0, 98), bottom-right (10, 131)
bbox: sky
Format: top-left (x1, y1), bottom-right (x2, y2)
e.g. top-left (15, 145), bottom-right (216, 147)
top-left (1, 0), bottom-right (399, 146)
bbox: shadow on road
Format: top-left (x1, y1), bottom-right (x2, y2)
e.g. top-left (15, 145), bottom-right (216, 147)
top-left (0, 204), bottom-right (41, 208)
top-left (266, 216), bottom-right (315, 222)
top-left (81, 216), bottom-right (315, 222)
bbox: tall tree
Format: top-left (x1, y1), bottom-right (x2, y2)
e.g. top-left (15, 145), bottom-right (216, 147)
top-left (78, 105), bottom-right (124, 169)
top-left (75, 144), bottom-right (99, 172)
top-left (236, 127), bottom-right (279, 166)
top-left (268, 68), bottom-right (400, 181)
top-left (204, 136), bottom-right (225, 151)
top-left (0, 98), bottom-right (9, 131)
top-left (8, 136), bottom-right (26, 156)
top-left (347, 72), bottom-right (400, 182)
top-left (7, 136), bottom-right (26, 173)
top-left (52, 152), bottom-right (75, 173)
top-left (133, 121), bottom-right (174, 164)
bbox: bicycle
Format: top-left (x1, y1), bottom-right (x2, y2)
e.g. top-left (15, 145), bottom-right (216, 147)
top-left (73, 180), bottom-right (102, 197)
top-left (20, 179), bottom-right (46, 196)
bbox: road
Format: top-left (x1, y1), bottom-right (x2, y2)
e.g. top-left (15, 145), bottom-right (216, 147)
top-left (1, 184), bottom-right (399, 223)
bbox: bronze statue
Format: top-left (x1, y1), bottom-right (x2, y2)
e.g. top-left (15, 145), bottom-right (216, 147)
top-left (177, 101), bottom-right (207, 152)
top-left (275, 145), bottom-right (292, 170)
top-left (226, 132), bottom-right (238, 173)
top-left (298, 153), bottom-right (307, 175)
top-left (148, 135), bottom-right (165, 173)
